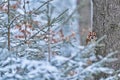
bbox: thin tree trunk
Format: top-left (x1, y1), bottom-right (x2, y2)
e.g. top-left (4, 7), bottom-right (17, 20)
top-left (47, 2), bottom-right (51, 62)
top-left (23, 0), bottom-right (27, 42)
top-left (7, 0), bottom-right (10, 50)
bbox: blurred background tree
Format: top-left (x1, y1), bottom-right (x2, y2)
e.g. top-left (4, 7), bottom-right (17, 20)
top-left (77, 0), bottom-right (91, 45)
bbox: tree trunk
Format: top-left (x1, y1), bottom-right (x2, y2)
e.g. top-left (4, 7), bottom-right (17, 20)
top-left (93, 0), bottom-right (120, 69)
top-left (77, 0), bottom-right (91, 45)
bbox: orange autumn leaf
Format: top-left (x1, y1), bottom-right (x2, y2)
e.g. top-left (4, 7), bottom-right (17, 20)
top-left (59, 29), bottom-right (64, 38)
top-left (11, 4), bottom-right (17, 9)
top-left (15, 35), bottom-right (25, 38)
top-left (20, 30), bottom-right (31, 34)
top-left (15, 25), bottom-right (21, 30)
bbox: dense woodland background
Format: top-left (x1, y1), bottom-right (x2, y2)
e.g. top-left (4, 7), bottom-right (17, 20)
top-left (0, 0), bottom-right (120, 80)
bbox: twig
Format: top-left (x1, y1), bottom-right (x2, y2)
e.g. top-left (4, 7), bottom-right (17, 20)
top-left (54, 2), bottom-right (82, 31)
top-left (79, 51), bottom-right (118, 74)
top-left (46, 1), bottom-right (52, 62)
top-left (63, 65), bottom-right (79, 75)
top-left (32, 0), bottom-right (53, 14)
top-left (23, 0), bottom-right (27, 42)
top-left (7, 0), bottom-right (10, 50)
top-left (9, 14), bottom-right (21, 26)
top-left (61, 35), bottom-right (107, 65)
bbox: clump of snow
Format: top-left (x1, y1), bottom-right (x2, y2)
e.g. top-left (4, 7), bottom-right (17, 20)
top-left (0, 57), bottom-right (60, 80)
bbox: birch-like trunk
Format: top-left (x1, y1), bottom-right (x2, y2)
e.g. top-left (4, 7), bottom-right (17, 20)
top-left (77, 0), bottom-right (91, 45)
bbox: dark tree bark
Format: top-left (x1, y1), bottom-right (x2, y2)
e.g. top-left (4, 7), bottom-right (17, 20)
top-left (93, 0), bottom-right (120, 69)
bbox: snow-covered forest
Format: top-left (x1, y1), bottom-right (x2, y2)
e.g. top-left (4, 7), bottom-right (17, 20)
top-left (0, 0), bottom-right (120, 80)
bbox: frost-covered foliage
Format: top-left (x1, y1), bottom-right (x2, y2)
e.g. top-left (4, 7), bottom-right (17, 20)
top-left (0, 36), bottom-right (120, 80)
top-left (0, 57), bottom-right (60, 80)
top-left (0, 0), bottom-right (119, 80)
top-left (0, 0), bottom-right (79, 59)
